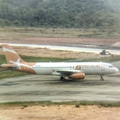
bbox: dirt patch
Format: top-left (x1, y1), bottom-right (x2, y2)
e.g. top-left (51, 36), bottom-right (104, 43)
top-left (0, 37), bottom-right (120, 47)
top-left (0, 105), bottom-right (120, 120)
top-left (0, 46), bottom-right (98, 59)
top-left (112, 42), bottom-right (120, 47)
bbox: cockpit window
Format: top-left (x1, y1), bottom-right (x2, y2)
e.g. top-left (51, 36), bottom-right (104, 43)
top-left (109, 66), bottom-right (113, 68)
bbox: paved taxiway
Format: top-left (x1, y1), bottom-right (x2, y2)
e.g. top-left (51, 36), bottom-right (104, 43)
top-left (0, 70), bottom-right (120, 103)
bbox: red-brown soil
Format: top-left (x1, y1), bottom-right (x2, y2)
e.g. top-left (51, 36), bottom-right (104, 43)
top-left (0, 38), bottom-right (120, 47)
top-left (0, 105), bottom-right (120, 120)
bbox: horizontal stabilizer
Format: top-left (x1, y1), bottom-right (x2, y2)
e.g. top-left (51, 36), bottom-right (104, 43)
top-left (0, 64), bottom-right (18, 69)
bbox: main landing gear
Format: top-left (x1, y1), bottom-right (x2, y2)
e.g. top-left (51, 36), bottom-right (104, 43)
top-left (60, 76), bottom-right (66, 81)
top-left (100, 75), bottom-right (104, 81)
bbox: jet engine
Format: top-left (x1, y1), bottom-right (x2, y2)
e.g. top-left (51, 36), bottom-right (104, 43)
top-left (69, 73), bottom-right (85, 79)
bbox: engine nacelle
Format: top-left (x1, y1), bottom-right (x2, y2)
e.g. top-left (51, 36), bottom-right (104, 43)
top-left (69, 73), bottom-right (85, 79)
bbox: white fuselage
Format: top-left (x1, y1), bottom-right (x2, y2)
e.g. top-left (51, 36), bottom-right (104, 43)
top-left (30, 62), bottom-right (119, 76)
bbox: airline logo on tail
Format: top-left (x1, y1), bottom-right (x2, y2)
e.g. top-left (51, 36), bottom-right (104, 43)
top-left (1, 44), bottom-right (36, 74)
top-left (2, 44), bottom-right (25, 64)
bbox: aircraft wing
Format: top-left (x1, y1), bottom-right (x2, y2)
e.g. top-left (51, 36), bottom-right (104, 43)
top-left (56, 69), bottom-right (84, 76)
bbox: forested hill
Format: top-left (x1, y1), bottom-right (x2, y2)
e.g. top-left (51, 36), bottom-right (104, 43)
top-left (0, 0), bottom-right (120, 28)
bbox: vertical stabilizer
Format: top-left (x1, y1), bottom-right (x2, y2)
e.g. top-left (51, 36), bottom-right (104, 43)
top-left (2, 44), bottom-right (25, 64)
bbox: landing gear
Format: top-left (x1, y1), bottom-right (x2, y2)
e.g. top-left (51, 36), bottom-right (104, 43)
top-left (60, 76), bottom-right (66, 82)
top-left (100, 75), bottom-right (104, 81)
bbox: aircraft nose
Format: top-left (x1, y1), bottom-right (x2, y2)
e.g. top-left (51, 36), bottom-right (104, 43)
top-left (115, 68), bottom-right (119, 73)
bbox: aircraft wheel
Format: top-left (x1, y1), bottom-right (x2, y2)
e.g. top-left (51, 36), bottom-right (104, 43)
top-left (100, 75), bottom-right (104, 81)
top-left (60, 76), bottom-right (66, 81)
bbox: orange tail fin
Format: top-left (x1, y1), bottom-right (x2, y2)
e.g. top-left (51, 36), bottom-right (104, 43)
top-left (2, 44), bottom-right (25, 64)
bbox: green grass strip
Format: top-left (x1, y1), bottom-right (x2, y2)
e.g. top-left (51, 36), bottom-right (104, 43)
top-left (0, 101), bottom-right (120, 107)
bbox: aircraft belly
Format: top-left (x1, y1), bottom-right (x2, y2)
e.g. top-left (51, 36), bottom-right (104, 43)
top-left (84, 69), bottom-right (101, 75)
top-left (34, 68), bottom-right (52, 75)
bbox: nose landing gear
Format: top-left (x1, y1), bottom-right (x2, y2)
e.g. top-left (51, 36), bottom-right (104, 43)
top-left (100, 75), bottom-right (104, 81)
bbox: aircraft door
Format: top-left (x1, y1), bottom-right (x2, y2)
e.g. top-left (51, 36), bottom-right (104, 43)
top-left (75, 65), bottom-right (81, 70)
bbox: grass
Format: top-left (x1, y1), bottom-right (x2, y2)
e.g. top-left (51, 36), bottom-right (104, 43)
top-left (0, 55), bottom-right (6, 64)
top-left (0, 101), bottom-right (120, 107)
top-left (0, 71), bottom-right (26, 80)
top-left (79, 55), bottom-right (120, 62)
top-left (21, 55), bottom-right (72, 62)
top-left (0, 54), bottom-right (72, 64)
top-left (0, 27), bottom-right (120, 39)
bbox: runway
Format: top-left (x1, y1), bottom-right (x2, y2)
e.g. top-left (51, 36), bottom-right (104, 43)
top-left (0, 72), bottom-right (120, 103)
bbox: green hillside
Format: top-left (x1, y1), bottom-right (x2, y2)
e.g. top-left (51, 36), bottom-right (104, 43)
top-left (0, 0), bottom-right (120, 28)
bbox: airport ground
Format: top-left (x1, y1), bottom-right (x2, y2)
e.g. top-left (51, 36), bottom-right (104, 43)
top-left (0, 35), bottom-right (120, 120)
top-left (0, 69), bottom-right (120, 102)
top-left (0, 61), bottom-right (120, 120)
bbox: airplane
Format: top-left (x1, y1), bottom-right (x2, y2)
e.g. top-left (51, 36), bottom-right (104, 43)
top-left (0, 44), bottom-right (119, 81)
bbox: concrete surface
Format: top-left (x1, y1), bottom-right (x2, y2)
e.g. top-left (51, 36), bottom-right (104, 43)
top-left (0, 61), bottom-right (120, 103)
top-left (0, 72), bottom-right (120, 103)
